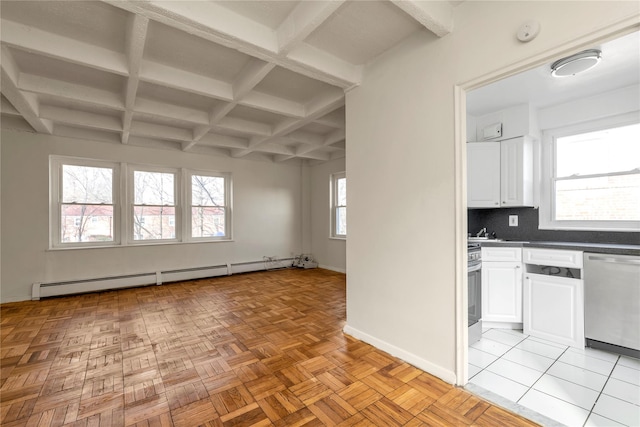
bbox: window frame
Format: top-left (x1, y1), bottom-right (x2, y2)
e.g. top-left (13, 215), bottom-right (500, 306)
top-left (50, 156), bottom-right (233, 249)
top-left (50, 156), bottom-right (121, 248)
top-left (330, 172), bottom-right (347, 239)
top-left (540, 113), bottom-right (640, 232)
top-left (187, 170), bottom-right (232, 242)
top-left (128, 165), bottom-right (181, 244)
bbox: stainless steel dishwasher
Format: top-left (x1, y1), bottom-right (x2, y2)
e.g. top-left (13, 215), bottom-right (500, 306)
top-left (584, 253), bottom-right (640, 358)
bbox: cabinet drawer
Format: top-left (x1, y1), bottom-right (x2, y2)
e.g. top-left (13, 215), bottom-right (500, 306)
top-left (523, 248), bottom-right (583, 268)
top-left (482, 247), bottom-right (522, 262)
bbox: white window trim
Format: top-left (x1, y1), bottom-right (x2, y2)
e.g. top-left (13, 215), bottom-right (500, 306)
top-left (539, 112), bottom-right (640, 232)
top-left (50, 156), bottom-right (121, 248)
top-left (330, 172), bottom-right (346, 239)
top-left (186, 170), bottom-right (232, 242)
top-left (128, 164), bottom-right (181, 244)
top-left (50, 156), bottom-right (233, 249)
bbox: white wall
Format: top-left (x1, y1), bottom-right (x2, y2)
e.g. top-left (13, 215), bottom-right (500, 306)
top-left (309, 158), bottom-right (346, 272)
top-left (0, 130), bottom-right (304, 302)
top-left (538, 83), bottom-right (640, 130)
top-left (345, 1), bottom-right (639, 384)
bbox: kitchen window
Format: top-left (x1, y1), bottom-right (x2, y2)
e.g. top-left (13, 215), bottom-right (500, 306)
top-left (540, 114), bottom-right (640, 231)
top-left (331, 172), bottom-right (346, 238)
top-left (51, 157), bottom-right (120, 248)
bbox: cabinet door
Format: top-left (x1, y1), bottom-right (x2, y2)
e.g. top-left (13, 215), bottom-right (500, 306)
top-left (524, 273), bottom-right (584, 348)
top-left (500, 137), bottom-right (533, 207)
top-left (467, 142), bottom-right (500, 208)
top-left (482, 262), bottom-right (522, 323)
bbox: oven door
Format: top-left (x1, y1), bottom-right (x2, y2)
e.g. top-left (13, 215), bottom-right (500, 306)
top-left (468, 261), bottom-right (482, 327)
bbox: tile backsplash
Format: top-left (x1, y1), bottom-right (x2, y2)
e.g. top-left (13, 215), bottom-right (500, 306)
top-left (468, 207), bottom-right (640, 245)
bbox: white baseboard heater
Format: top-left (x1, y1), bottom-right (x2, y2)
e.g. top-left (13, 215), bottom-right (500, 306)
top-left (32, 258), bottom-right (294, 300)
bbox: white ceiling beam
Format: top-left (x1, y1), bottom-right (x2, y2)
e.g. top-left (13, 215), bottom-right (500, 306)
top-left (217, 117), bottom-right (272, 137)
top-left (40, 105), bottom-right (122, 132)
top-left (232, 90), bottom-right (343, 158)
top-left (314, 114), bottom-right (345, 129)
top-left (122, 15), bottom-right (150, 144)
top-left (233, 59), bottom-right (276, 100)
top-left (103, 0), bottom-right (359, 89)
top-left (198, 134), bottom-right (248, 150)
top-left (187, 59), bottom-right (275, 151)
top-left (285, 130), bottom-right (324, 146)
top-left (389, 0), bottom-right (453, 37)
top-left (1, 97), bottom-right (20, 116)
top-left (135, 98), bottom-right (209, 126)
top-left (1, 19), bottom-right (128, 76)
top-left (239, 92), bottom-right (305, 118)
top-left (277, 0), bottom-right (347, 54)
top-left (130, 121), bottom-right (192, 142)
top-left (19, 74), bottom-right (125, 111)
top-left (275, 128), bottom-right (345, 163)
top-left (285, 43), bottom-right (361, 90)
top-left (140, 61), bottom-right (234, 101)
top-left (0, 47), bottom-right (53, 134)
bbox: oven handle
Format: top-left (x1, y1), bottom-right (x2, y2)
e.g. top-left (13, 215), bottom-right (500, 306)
top-left (468, 262), bottom-right (482, 273)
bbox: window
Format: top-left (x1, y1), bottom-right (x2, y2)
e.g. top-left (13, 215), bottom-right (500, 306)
top-left (331, 172), bottom-right (346, 238)
top-left (51, 156), bottom-right (232, 248)
top-left (52, 158), bottom-right (119, 247)
top-left (132, 169), bottom-right (178, 241)
top-left (190, 172), bottom-right (230, 239)
top-left (540, 116), bottom-right (640, 231)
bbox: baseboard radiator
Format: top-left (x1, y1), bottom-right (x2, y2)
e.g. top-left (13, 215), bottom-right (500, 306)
top-left (32, 258), bottom-right (294, 300)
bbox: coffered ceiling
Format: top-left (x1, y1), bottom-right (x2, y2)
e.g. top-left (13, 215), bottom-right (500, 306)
top-left (0, 1), bottom-right (460, 164)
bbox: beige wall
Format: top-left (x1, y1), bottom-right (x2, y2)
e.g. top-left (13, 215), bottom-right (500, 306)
top-left (310, 157), bottom-right (346, 272)
top-left (0, 130), bottom-right (304, 302)
top-left (345, 1), bottom-right (639, 384)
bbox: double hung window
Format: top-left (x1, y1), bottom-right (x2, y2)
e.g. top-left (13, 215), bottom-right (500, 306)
top-left (540, 117), bottom-right (640, 231)
top-left (132, 169), bottom-right (178, 241)
top-left (331, 172), bottom-right (347, 238)
top-left (189, 172), bottom-right (230, 239)
top-left (53, 159), bottom-right (119, 247)
top-left (51, 157), bottom-right (232, 247)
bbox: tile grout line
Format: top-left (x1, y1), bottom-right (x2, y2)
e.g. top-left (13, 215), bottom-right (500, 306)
top-left (581, 354), bottom-right (621, 427)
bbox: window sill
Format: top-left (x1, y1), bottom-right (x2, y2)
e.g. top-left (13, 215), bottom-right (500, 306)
top-left (48, 239), bottom-right (234, 251)
top-left (329, 236), bottom-right (346, 241)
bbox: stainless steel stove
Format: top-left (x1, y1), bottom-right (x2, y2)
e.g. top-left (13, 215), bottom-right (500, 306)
top-left (468, 243), bottom-right (482, 344)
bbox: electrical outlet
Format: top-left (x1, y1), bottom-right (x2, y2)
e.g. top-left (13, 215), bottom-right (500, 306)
top-left (509, 215), bottom-right (518, 227)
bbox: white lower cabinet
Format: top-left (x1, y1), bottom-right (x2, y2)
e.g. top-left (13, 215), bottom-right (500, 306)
top-left (523, 248), bottom-right (584, 348)
top-left (482, 261), bottom-right (522, 324)
top-left (481, 247), bottom-right (523, 328)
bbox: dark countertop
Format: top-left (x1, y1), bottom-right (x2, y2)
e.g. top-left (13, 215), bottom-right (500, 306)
top-left (480, 240), bottom-right (640, 256)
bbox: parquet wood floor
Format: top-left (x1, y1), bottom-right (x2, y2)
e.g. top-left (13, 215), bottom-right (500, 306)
top-left (1, 269), bottom-right (539, 426)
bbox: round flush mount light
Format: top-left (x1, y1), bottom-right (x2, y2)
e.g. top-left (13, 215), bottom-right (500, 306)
top-left (551, 49), bottom-right (602, 77)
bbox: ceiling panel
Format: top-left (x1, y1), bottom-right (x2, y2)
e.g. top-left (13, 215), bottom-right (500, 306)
top-left (253, 66), bottom-right (340, 104)
top-left (144, 20), bottom-right (251, 83)
top-left (0, 0), bottom-right (461, 163)
top-left (0, 1), bottom-right (128, 52)
top-left (10, 48), bottom-right (125, 93)
top-left (304, 0), bottom-right (423, 65)
top-left (216, 0), bottom-right (298, 29)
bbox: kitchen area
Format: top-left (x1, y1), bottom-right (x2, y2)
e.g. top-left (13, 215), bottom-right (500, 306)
top-left (464, 31), bottom-right (640, 427)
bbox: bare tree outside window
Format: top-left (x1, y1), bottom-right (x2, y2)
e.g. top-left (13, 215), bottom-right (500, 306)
top-left (61, 165), bottom-right (114, 242)
top-left (191, 175), bottom-right (226, 238)
top-left (133, 171), bottom-right (176, 240)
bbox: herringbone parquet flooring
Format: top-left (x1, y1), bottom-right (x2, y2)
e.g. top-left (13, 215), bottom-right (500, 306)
top-left (1, 268), bottom-right (538, 426)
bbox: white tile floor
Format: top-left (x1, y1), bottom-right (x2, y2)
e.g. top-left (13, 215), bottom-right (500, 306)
top-left (468, 329), bottom-right (640, 426)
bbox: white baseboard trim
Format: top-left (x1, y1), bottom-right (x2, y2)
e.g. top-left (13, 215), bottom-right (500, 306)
top-left (318, 264), bottom-right (346, 274)
top-left (343, 324), bottom-right (457, 385)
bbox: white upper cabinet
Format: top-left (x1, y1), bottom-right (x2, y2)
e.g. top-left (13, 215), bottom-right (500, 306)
top-left (467, 136), bottom-right (534, 208)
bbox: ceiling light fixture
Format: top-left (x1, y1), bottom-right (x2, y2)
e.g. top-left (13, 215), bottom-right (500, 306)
top-left (550, 49), bottom-right (602, 77)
